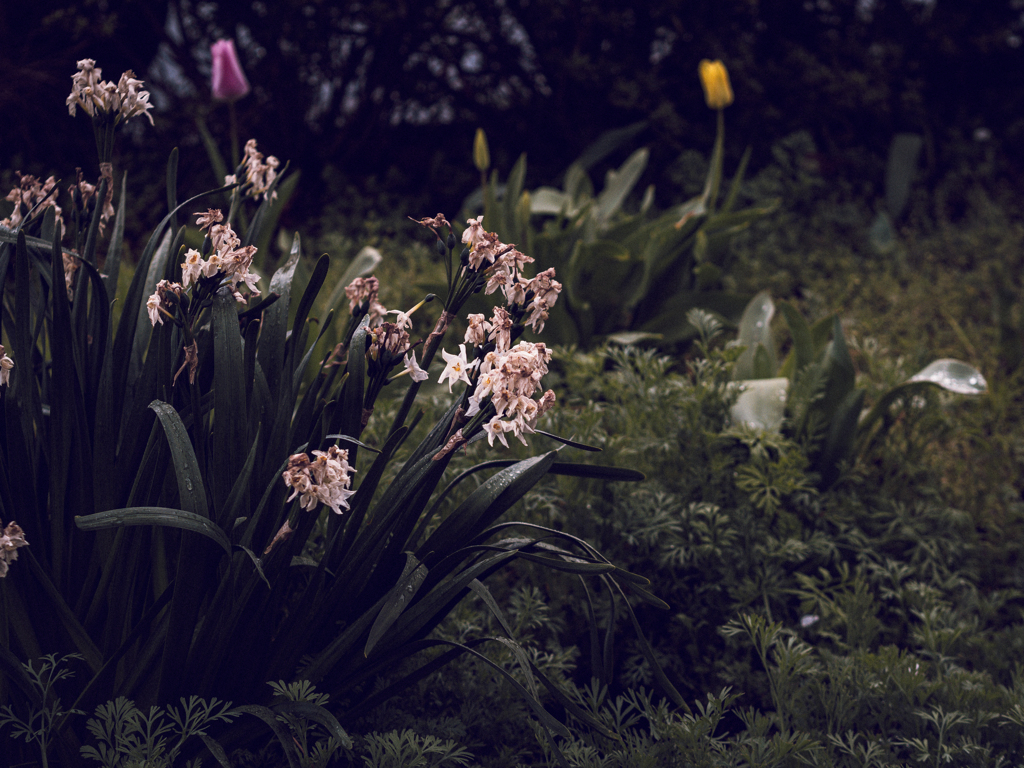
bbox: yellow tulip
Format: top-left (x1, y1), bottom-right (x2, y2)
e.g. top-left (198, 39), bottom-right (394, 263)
top-left (698, 59), bottom-right (733, 110)
top-left (473, 128), bottom-right (490, 173)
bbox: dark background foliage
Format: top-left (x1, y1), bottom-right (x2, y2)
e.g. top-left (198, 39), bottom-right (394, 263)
top-left (3, 0), bottom-right (1022, 233)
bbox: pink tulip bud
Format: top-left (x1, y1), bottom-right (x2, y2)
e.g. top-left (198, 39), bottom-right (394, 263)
top-left (210, 39), bottom-right (250, 102)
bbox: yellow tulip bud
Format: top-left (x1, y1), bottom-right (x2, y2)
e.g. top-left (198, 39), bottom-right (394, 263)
top-left (473, 128), bottom-right (490, 173)
top-left (698, 59), bottom-right (733, 110)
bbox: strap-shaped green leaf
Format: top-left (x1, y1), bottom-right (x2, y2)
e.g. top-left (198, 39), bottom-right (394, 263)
top-left (512, 552), bottom-right (615, 575)
top-left (364, 553), bottom-right (429, 657)
top-left (289, 252), bottom-right (330, 372)
top-left (197, 733), bottom-right (233, 768)
top-left (76, 506), bottom-right (230, 555)
top-left (258, 233), bottom-right (301, 400)
top-left (212, 288), bottom-right (248, 512)
top-left (417, 452), bottom-right (557, 564)
top-left (271, 701), bottom-right (352, 749)
top-left (339, 315), bottom-right (370, 440)
top-left (23, 550), bottom-right (103, 673)
top-left (231, 705), bottom-right (301, 768)
top-left (150, 401), bottom-right (209, 519)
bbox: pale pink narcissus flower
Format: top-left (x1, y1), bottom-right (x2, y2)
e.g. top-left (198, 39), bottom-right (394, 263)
top-left (211, 39), bottom-right (251, 102)
top-left (438, 344), bottom-right (477, 392)
top-left (0, 345), bottom-right (12, 386)
top-left (0, 519), bottom-right (28, 578)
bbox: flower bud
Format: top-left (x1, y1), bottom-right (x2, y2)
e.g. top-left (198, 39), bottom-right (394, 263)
top-left (473, 128), bottom-right (490, 173)
top-left (698, 59), bottom-right (733, 110)
top-left (446, 232), bottom-right (456, 250)
top-left (435, 238), bottom-right (447, 257)
top-left (460, 247), bottom-right (470, 266)
top-left (211, 39), bottom-right (251, 102)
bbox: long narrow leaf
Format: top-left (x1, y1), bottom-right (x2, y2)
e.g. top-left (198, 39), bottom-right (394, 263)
top-left (75, 507), bottom-right (231, 555)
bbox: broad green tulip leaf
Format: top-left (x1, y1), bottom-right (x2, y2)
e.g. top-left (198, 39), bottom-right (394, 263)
top-left (885, 133), bottom-right (923, 220)
top-left (752, 344), bottom-right (775, 379)
top-left (730, 378), bottom-right (790, 432)
top-left (502, 153), bottom-right (527, 243)
top-left (908, 359), bottom-right (987, 394)
top-left (819, 316), bottom-right (855, 416)
top-left (778, 300), bottom-right (814, 379)
top-left (606, 331), bottom-right (663, 345)
top-left (76, 507), bottom-right (231, 555)
top-left (815, 388), bottom-right (866, 487)
top-left (734, 291), bottom-right (777, 380)
top-left (869, 210), bottom-right (897, 255)
top-left (721, 145), bottom-right (753, 213)
top-left (595, 148), bottom-right (648, 224)
top-left (574, 119), bottom-right (648, 172)
top-left (693, 262), bottom-right (722, 291)
top-left (530, 187), bottom-right (569, 216)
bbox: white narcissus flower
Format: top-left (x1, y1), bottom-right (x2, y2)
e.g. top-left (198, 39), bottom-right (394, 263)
top-left (181, 249), bottom-right (205, 290)
top-left (438, 344), bottom-right (476, 392)
top-left (403, 351), bottom-right (429, 382)
top-left (0, 519), bottom-right (28, 578)
top-left (0, 345), bottom-right (12, 386)
top-left (483, 417), bottom-right (511, 449)
top-left (147, 292), bottom-right (164, 326)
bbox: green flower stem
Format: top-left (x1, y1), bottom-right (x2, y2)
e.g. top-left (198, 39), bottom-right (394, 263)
top-left (229, 101), bottom-right (240, 171)
top-left (387, 309), bottom-right (455, 436)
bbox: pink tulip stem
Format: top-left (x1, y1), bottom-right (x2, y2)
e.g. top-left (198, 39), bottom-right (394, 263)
top-left (229, 101), bottom-right (240, 171)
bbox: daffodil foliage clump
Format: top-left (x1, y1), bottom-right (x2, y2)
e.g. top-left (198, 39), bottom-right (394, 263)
top-left (0, 61), bottom-right (677, 767)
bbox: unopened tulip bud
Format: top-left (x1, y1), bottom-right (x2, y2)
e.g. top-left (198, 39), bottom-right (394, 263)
top-left (473, 128), bottom-right (490, 173)
top-left (211, 39), bottom-right (251, 102)
top-left (698, 59), bottom-right (733, 110)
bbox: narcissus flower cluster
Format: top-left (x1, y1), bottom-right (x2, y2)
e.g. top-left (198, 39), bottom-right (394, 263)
top-left (345, 277), bottom-right (388, 327)
top-left (66, 59), bottom-right (154, 125)
top-left (282, 446), bottom-right (356, 515)
top-left (0, 519), bottom-right (28, 578)
top-left (224, 139), bottom-right (280, 201)
top-left (0, 173), bottom-right (62, 232)
top-left (461, 216), bottom-right (561, 333)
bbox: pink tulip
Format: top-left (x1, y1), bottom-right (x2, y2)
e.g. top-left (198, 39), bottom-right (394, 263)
top-left (210, 39), bottom-right (250, 102)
